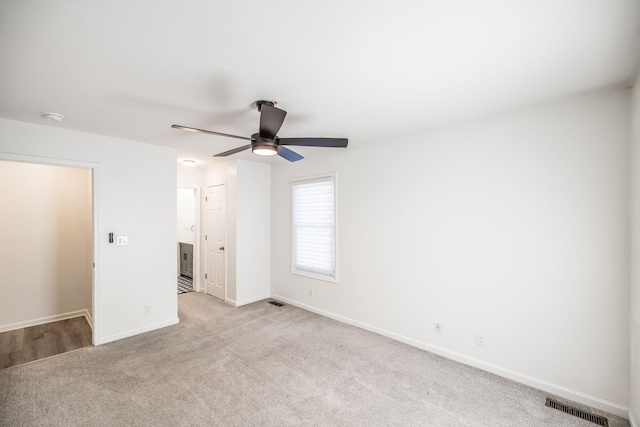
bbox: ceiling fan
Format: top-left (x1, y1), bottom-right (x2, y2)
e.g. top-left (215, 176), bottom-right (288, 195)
top-left (172, 100), bottom-right (348, 162)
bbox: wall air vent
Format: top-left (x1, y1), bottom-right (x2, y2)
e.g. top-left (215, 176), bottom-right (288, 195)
top-left (268, 301), bottom-right (284, 307)
top-left (545, 398), bottom-right (608, 426)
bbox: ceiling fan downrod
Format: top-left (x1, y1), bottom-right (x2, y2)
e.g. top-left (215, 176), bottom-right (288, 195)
top-left (255, 100), bottom-right (275, 112)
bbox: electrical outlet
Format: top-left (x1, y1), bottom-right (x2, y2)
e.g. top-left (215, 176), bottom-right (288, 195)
top-left (309, 288), bottom-right (314, 297)
top-left (144, 305), bottom-right (151, 316)
top-left (476, 332), bottom-right (486, 347)
top-left (434, 322), bottom-right (442, 334)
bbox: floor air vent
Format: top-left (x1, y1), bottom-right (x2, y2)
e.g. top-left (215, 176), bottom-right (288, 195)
top-left (545, 398), bottom-right (608, 426)
top-left (268, 301), bottom-right (284, 307)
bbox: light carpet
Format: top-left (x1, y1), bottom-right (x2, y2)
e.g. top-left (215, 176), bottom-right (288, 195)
top-left (0, 293), bottom-right (628, 426)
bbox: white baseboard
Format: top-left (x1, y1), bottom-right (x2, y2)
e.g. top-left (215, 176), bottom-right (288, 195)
top-left (0, 309), bottom-right (91, 333)
top-left (97, 317), bottom-right (179, 345)
top-left (83, 309), bottom-right (93, 329)
top-left (235, 293), bottom-right (271, 307)
top-left (271, 294), bottom-right (629, 419)
top-left (630, 411), bottom-right (638, 427)
top-left (225, 294), bottom-right (271, 307)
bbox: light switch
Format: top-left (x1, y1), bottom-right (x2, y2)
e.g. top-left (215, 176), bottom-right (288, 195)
top-left (116, 236), bottom-right (128, 246)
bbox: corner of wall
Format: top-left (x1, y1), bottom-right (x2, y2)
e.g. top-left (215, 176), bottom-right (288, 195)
top-left (630, 72), bottom-right (640, 427)
top-left (235, 159), bottom-right (271, 302)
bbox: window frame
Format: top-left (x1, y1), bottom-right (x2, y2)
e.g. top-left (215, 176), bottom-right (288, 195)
top-left (290, 172), bottom-right (338, 283)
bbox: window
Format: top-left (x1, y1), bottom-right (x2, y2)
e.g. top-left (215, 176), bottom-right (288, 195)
top-left (291, 173), bottom-right (337, 282)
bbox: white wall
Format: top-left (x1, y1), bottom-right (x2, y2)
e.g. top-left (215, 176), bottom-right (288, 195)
top-left (0, 161), bottom-right (92, 329)
top-left (271, 89), bottom-right (630, 416)
top-left (236, 159), bottom-right (271, 305)
top-left (630, 75), bottom-right (640, 427)
top-left (0, 118), bottom-right (178, 344)
top-left (177, 164), bottom-right (201, 189)
top-left (201, 159), bottom-right (271, 306)
top-left (177, 188), bottom-right (196, 244)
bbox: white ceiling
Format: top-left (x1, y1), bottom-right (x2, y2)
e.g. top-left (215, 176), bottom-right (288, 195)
top-left (1, 1), bottom-right (639, 168)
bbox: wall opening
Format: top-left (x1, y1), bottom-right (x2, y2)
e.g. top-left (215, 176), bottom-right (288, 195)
top-left (0, 159), bottom-right (94, 360)
top-left (177, 187), bottom-right (196, 294)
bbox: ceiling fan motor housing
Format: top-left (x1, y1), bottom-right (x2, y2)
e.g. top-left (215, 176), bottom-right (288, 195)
top-left (252, 133), bottom-right (277, 146)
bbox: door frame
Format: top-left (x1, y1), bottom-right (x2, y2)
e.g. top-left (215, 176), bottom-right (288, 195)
top-left (0, 152), bottom-right (99, 345)
top-left (204, 182), bottom-right (227, 300)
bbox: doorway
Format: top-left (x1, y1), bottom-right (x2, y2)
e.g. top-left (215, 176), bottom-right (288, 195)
top-left (177, 188), bottom-right (196, 294)
top-left (0, 158), bottom-right (95, 354)
top-left (205, 184), bottom-right (226, 300)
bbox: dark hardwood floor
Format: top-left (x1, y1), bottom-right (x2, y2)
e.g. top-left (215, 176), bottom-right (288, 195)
top-left (0, 316), bottom-right (92, 369)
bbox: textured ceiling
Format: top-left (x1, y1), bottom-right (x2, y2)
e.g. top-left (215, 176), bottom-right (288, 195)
top-left (1, 0), bottom-right (639, 167)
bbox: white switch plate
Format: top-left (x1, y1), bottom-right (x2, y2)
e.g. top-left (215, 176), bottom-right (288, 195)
top-left (116, 236), bottom-right (128, 246)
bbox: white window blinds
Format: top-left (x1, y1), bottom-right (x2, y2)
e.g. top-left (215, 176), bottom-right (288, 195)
top-left (292, 174), bottom-right (336, 280)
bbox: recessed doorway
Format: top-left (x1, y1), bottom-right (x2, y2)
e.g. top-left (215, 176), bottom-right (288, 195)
top-left (177, 187), bottom-right (198, 294)
top-left (0, 159), bottom-right (95, 363)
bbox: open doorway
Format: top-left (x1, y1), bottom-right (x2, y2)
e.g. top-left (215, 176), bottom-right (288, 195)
top-left (177, 188), bottom-right (197, 294)
top-left (0, 159), bottom-right (94, 368)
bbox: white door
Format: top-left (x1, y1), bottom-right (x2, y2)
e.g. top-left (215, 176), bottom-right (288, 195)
top-left (206, 184), bottom-right (226, 300)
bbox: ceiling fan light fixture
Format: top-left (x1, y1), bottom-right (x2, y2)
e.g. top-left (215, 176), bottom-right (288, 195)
top-left (252, 144), bottom-right (278, 156)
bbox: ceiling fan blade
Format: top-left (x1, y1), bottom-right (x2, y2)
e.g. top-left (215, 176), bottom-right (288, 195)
top-left (278, 137), bottom-right (348, 147)
top-left (172, 124), bottom-right (252, 141)
top-left (259, 105), bottom-right (287, 140)
top-left (277, 146), bottom-right (304, 162)
top-left (214, 145), bottom-right (251, 157)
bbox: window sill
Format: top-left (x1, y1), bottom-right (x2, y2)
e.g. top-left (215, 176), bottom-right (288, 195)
top-left (291, 268), bottom-right (338, 284)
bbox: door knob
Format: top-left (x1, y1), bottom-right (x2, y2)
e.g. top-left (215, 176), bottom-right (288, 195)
top-left (219, 246), bottom-right (225, 251)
